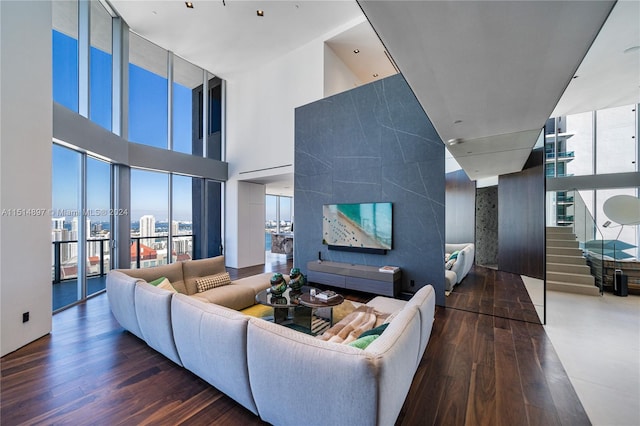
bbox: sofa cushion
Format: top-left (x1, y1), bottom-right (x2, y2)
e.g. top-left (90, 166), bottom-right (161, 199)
top-left (358, 322), bottom-right (389, 339)
top-left (116, 262), bottom-right (186, 294)
top-left (182, 256), bottom-right (226, 295)
top-left (106, 270), bottom-right (144, 339)
top-left (231, 272), bottom-right (274, 295)
top-left (171, 294), bottom-right (258, 415)
top-left (191, 284), bottom-right (256, 310)
top-left (348, 334), bottom-right (379, 349)
top-left (196, 272), bottom-right (231, 292)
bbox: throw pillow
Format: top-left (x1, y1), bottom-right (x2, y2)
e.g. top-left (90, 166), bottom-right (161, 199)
top-left (149, 276), bottom-right (167, 286)
top-left (358, 323), bottom-right (389, 339)
top-left (196, 272), bottom-right (231, 292)
top-left (445, 258), bottom-right (456, 270)
top-left (156, 278), bottom-right (177, 293)
top-left (332, 300), bottom-right (358, 323)
top-left (348, 334), bottom-right (379, 350)
top-left (449, 250), bottom-right (460, 261)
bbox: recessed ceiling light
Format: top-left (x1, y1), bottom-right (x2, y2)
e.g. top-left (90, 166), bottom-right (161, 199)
top-left (353, 49), bottom-right (360, 54)
top-left (467, 151), bottom-right (472, 154)
top-left (624, 45), bottom-right (640, 54)
top-left (185, 2), bottom-right (194, 8)
top-left (447, 138), bottom-right (464, 145)
top-left (572, 75), bottom-right (579, 79)
top-left (257, 10), bottom-right (264, 17)
top-left (454, 120), bottom-right (463, 124)
top-left (373, 73), bottom-right (379, 78)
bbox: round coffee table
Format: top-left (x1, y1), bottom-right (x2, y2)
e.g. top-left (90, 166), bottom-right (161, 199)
top-left (298, 291), bottom-right (344, 327)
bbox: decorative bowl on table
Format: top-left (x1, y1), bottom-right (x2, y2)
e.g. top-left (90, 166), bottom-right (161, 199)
top-left (269, 273), bottom-right (288, 296)
top-left (288, 267), bottom-right (306, 291)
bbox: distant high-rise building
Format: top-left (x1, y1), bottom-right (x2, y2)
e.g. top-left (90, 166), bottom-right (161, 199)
top-left (172, 220), bottom-right (179, 235)
top-left (52, 217), bottom-right (65, 230)
top-left (140, 215), bottom-right (156, 237)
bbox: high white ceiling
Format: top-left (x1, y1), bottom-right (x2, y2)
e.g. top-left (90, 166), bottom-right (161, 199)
top-left (108, 0), bottom-right (639, 187)
top-left (359, 0), bottom-right (618, 180)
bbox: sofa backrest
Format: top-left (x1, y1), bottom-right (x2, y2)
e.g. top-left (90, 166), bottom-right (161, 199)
top-left (403, 284), bottom-right (436, 362)
top-left (134, 282), bottom-right (182, 366)
top-left (246, 318), bottom-right (379, 426)
top-left (106, 270), bottom-right (144, 339)
top-left (181, 256), bottom-right (226, 295)
top-left (115, 262), bottom-right (186, 294)
top-left (171, 294), bottom-right (258, 415)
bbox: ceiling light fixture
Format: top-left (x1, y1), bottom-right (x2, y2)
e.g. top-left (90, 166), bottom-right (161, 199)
top-left (185, 1), bottom-right (194, 8)
top-left (257, 10), bottom-right (264, 16)
top-left (373, 73), bottom-right (379, 78)
top-left (453, 120), bottom-right (463, 124)
top-left (624, 45), bottom-right (640, 54)
top-left (447, 138), bottom-right (464, 146)
top-left (572, 75), bottom-right (579, 79)
top-left (353, 49), bottom-right (360, 54)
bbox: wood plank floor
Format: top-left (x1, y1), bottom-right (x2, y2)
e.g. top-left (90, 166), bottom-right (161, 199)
top-left (1, 263), bottom-right (589, 425)
top-left (447, 265), bottom-right (542, 323)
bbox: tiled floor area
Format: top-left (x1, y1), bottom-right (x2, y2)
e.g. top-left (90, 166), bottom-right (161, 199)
top-left (544, 290), bottom-right (640, 425)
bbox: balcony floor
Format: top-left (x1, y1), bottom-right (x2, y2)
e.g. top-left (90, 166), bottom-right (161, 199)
top-left (53, 276), bottom-right (107, 311)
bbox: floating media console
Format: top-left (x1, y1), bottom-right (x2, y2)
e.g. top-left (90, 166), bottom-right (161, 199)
top-left (307, 261), bottom-right (401, 297)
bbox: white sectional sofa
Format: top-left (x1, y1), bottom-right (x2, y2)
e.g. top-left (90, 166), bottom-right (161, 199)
top-left (106, 256), bottom-right (436, 425)
top-left (445, 243), bottom-right (475, 290)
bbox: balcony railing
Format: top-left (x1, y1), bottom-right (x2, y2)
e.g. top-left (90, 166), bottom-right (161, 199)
top-left (545, 151), bottom-right (575, 160)
top-left (51, 238), bottom-right (110, 283)
top-left (130, 234), bottom-right (194, 269)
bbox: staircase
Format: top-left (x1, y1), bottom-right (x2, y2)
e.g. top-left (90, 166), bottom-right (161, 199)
top-left (546, 226), bottom-right (600, 296)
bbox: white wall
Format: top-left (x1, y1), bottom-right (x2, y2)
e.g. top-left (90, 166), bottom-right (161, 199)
top-left (323, 44), bottom-right (361, 98)
top-left (224, 36), bottom-right (327, 267)
top-left (224, 181), bottom-right (266, 268)
top-left (225, 40), bottom-right (325, 179)
top-left (1, 1), bottom-right (53, 356)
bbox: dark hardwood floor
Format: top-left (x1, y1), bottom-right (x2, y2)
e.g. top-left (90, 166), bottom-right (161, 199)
top-left (447, 265), bottom-right (542, 324)
top-left (1, 261), bottom-right (589, 425)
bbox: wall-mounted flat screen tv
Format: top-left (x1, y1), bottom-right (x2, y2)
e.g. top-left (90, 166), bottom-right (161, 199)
top-left (322, 202), bottom-right (392, 254)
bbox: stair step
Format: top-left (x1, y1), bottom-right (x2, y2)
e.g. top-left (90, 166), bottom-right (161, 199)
top-left (546, 239), bottom-right (579, 248)
top-left (546, 271), bottom-right (595, 286)
top-left (546, 226), bottom-right (574, 234)
top-left (547, 246), bottom-right (584, 256)
top-left (547, 281), bottom-right (600, 296)
top-left (546, 263), bottom-right (591, 275)
top-left (546, 254), bottom-right (588, 265)
top-left (545, 233), bottom-right (578, 241)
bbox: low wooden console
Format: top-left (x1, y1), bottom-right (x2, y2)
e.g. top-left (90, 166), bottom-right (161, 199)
top-left (307, 261), bottom-right (401, 297)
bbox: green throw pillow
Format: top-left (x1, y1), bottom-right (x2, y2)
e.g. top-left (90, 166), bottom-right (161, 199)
top-left (449, 250), bottom-right (460, 260)
top-left (348, 334), bottom-right (379, 350)
top-left (358, 323), bottom-right (389, 339)
top-left (149, 276), bottom-right (167, 286)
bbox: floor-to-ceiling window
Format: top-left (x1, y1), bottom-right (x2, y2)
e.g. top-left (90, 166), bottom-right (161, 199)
top-left (172, 174), bottom-right (194, 261)
top-left (52, 0), bottom-right (78, 112)
top-left (86, 156), bottom-right (111, 296)
top-left (89, 0), bottom-right (112, 131)
top-left (52, 145), bottom-right (81, 310)
top-left (130, 169), bottom-right (169, 268)
top-left (128, 33), bottom-right (169, 149)
top-left (51, 0), bottom-right (226, 311)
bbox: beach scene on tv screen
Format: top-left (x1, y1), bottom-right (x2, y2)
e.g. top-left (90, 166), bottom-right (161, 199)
top-left (322, 203), bottom-right (392, 250)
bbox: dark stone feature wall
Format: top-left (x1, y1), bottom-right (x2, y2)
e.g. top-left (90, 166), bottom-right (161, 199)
top-left (475, 186), bottom-right (498, 267)
top-left (294, 74), bottom-right (446, 306)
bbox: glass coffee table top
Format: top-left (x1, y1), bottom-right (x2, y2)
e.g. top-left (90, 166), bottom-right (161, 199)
top-left (255, 286), bottom-right (342, 335)
top-left (255, 285), bottom-right (315, 308)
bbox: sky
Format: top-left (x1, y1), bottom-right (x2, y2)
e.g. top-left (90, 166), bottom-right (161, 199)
top-left (53, 30), bottom-right (194, 223)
